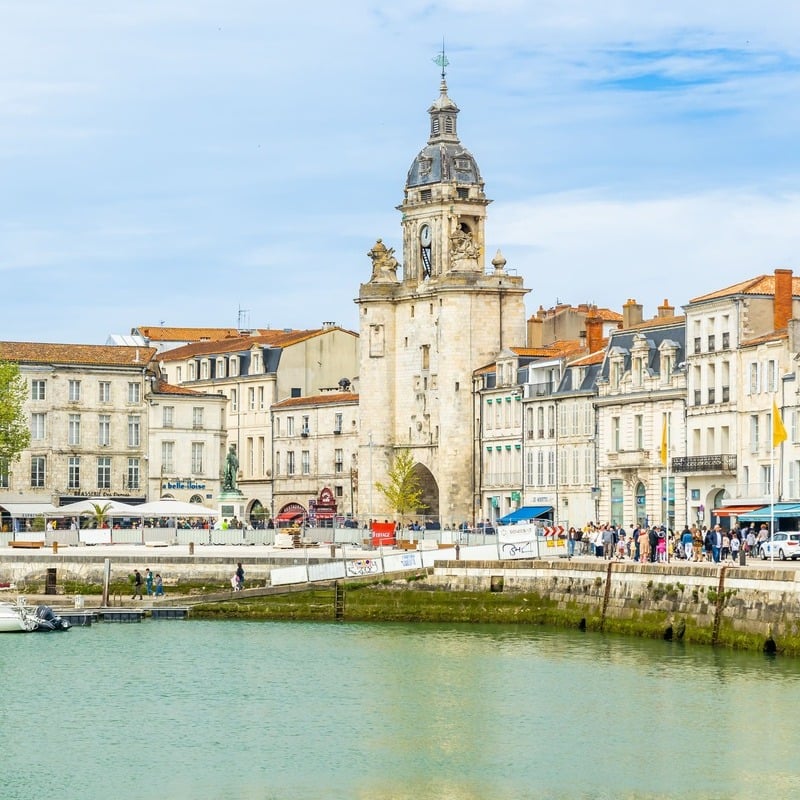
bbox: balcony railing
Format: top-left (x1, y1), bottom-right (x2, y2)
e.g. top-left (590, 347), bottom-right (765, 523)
top-left (671, 454), bottom-right (737, 473)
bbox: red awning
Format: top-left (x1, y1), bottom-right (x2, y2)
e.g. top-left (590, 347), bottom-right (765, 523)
top-left (314, 510), bottom-right (335, 519)
top-left (711, 505), bottom-right (763, 517)
top-left (276, 511), bottom-right (304, 522)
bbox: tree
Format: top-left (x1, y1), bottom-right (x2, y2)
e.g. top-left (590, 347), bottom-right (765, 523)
top-left (0, 360), bottom-right (31, 469)
top-left (375, 449), bottom-right (427, 524)
top-left (86, 502), bottom-right (113, 529)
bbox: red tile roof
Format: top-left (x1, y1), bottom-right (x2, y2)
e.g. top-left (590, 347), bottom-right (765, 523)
top-left (152, 380), bottom-right (217, 397)
top-left (568, 350), bottom-right (606, 367)
top-left (740, 330), bottom-right (789, 348)
top-left (135, 326), bottom-right (253, 341)
top-left (0, 341), bottom-right (157, 367)
top-left (273, 393), bottom-right (359, 409)
top-left (159, 327), bottom-right (356, 361)
top-left (691, 275), bottom-right (800, 303)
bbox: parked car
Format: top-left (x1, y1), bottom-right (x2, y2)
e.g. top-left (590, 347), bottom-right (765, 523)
top-left (759, 532), bottom-right (800, 560)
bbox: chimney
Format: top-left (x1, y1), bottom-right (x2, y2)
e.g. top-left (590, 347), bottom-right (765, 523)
top-left (527, 315), bottom-right (543, 348)
top-left (585, 315), bottom-right (603, 353)
top-left (774, 268), bottom-right (793, 331)
top-left (657, 298), bottom-right (674, 318)
top-left (622, 298), bottom-right (643, 329)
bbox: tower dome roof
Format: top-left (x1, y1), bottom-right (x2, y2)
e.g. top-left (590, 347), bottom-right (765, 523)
top-left (406, 76), bottom-right (482, 189)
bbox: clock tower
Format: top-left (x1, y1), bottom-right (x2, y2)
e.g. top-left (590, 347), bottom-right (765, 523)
top-left (357, 66), bottom-right (529, 526)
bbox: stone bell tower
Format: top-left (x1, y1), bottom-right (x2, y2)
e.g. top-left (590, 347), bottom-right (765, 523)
top-left (356, 63), bottom-right (529, 526)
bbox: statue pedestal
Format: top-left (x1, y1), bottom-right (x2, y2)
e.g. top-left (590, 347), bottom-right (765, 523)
top-left (218, 490), bottom-right (245, 527)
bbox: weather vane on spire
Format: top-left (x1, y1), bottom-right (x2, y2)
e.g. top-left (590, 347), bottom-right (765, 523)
top-left (433, 40), bottom-right (449, 79)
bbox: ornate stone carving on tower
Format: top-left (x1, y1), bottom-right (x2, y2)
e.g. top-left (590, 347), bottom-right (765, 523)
top-left (356, 56), bottom-right (529, 526)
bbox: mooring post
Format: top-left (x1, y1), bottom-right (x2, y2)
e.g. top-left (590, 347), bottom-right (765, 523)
top-left (101, 558), bottom-right (111, 607)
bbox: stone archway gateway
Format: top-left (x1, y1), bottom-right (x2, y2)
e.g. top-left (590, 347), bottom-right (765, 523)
top-left (412, 463), bottom-right (439, 524)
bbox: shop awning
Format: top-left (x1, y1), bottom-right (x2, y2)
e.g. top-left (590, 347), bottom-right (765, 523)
top-left (737, 503), bottom-right (800, 521)
top-left (0, 502), bottom-right (58, 518)
top-left (497, 505), bottom-right (552, 525)
top-left (711, 504), bottom-right (764, 517)
top-left (276, 511), bottom-right (304, 522)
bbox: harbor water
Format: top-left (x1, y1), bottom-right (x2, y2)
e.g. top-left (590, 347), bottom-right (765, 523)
top-left (1, 619), bottom-right (799, 799)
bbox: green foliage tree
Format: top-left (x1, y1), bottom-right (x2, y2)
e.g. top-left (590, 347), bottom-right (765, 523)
top-left (86, 502), bottom-right (113, 529)
top-left (0, 360), bottom-right (31, 470)
top-left (375, 449), bottom-right (427, 524)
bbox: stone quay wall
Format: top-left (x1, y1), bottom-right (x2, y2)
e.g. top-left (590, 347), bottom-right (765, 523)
top-left (429, 559), bottom-right (800, 640)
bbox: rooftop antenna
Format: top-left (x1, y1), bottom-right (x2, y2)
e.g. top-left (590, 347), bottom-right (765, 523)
top-left (237, 306), bottom-right (250, 331)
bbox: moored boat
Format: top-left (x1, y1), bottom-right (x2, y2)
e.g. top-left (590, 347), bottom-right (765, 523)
top-left (0, 598), bottom-right (39, 632)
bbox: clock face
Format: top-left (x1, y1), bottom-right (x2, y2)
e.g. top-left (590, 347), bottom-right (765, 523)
top-left (419, 224), bottom-right (432, 248)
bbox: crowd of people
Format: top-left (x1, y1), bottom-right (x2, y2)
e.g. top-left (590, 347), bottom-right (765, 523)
top-left (565, 521), bottom-right (774, 563)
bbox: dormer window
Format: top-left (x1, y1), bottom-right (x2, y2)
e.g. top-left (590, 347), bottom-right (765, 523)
top-left (229, 357), bottom-right (238, 377)
top-left (419, 157), bottom-right (432, 176)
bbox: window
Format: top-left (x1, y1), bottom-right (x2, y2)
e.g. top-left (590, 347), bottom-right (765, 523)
top-left (188, 363), bottom-right (196, 380)
top-left (97, 457), bottom-right (111, 489)
top-left (68, 380), bottom-right (81, 402)
top-left (176, 366), bottom-right (182, 383)
top-left (722, 331), bottom-right (730, 349)
top-left (200, 360), bottom-right (209, 379)
top-left (128, 415), bottom-right (141, 447)
top-left (611, 417), bottom-right (620, 452)
top-left (31, 379), bottom-right (46, 400)
top-left (334, 413), bottom-right (343, 434)
top-left (767, 360), bottom-right (777, 393)
top-left (216, 358), bottom-right (226, 379)
top-left (335, 485), bottom-right (343, 498)
top-left (287, 417), bottom-right (295, 436)
top-left (547, 451), bottom-right (555, 486)
top-left (230, 389), bottom-right (237, 412)
top-left (163, 406), bottom-right (174, 428)
top-left (162, 441), bottom-right (175, 473)
top-left (68, 457), bottom-right (81, 490)
top-left (707, 334), bottom-right (716, 352)
top-left (634, 415), bottom-right (643, 450)
top-left (68, 413), bottom-right (81, 446)
top-left (693, 337), bottom-right (701, 354)
top-left (301, 450), bottom-right (310, 475)
top-left (457, 187), bottom-right (469, 199)
top-left (31, 412), bottom-right (46, 440)
top-left (98, 381), bottom-right (111, 402)
top-left (258, 386), bottom-right (265, 410)
top-left (750, 415), bottom-right (760, 453)
top-left (128, 382), bottom-right (141, 403)
top-left (30, 456), bottom-right (46, 488)
top-left (749, 363), bottom-right (759, 394)
top-left (193, 407), bottom-right (204, 429)
top-left (707, 388), bottom-right (716, 404)
top-left (301, 415), bottom-right (310, 436)
top-left (421, 344), bottom-right (430, 371)
top-left (229, 357), bottom-right (238, 377)
top-left (248, 388), bottom-right (255, 411)
top-left (287, 451), bottom-right (296, 475)
top-left (191, 443), bottom-right (204, 474)
top-left (127, 458), bottom-right (140, 490)
top-left (98, 414), bottom-right (110, 447)
top-left (274, 451), bottom-right (280, 475)
top-left (335, 448), bottom-right (344, 473)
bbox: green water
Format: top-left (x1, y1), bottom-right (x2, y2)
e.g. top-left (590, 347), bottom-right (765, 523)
top-left (1, 620), bottom-right (798, 799)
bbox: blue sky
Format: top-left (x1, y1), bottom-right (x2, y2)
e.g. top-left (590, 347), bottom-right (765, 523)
top-left (4, 1), bottom-right (800, 343)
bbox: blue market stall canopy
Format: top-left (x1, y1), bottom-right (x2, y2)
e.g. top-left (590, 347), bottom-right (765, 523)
top-left (498, 505), bottom-right (552, 525)
top-left (737, 503), bottom-right (800, 521)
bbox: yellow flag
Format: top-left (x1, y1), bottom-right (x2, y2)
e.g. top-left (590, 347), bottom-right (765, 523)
top-left (773, 400), bottom-right (788, 447)
top-left (660, 415), bottom-right (668, 466)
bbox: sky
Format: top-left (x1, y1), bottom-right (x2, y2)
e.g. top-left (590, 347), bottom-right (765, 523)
top-left (4, 1), bottom-right (800, 344)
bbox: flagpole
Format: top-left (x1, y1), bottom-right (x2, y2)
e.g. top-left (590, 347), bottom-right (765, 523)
top-left (666, 412), bottom-right (671, 563)
top-left (770, 433), bottom-right (775, 563)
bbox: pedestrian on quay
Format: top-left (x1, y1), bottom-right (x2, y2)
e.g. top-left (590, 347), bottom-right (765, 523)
top-left (236, 562), bottom-right (245, 590)
top-left (154, 574), bottom-right (164, 597)
top-left (639, 528), bottom-right (651, 564)
top-left (132, 569), bottom-right (143, 599)
top-left (145, 568), bottom-right (154, 596)
top-left (730, 531), bottom-right (741, 563)
top-left (681, 525), bottom-right (694, 561)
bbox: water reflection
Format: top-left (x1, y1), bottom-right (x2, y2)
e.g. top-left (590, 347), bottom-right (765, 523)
top-left (2, 621), bottom-right (800, 800)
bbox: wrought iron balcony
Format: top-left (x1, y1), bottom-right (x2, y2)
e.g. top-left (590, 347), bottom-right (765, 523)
top-left (671, 454), bottom-right (737, 473)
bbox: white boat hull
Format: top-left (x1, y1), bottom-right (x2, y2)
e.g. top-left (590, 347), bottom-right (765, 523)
top-left (0, 600), bottom-right (41, 632)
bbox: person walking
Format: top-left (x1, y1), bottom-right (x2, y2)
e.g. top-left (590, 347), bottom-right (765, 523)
top-left (154, 574), bottom-right (164, 597)
top-left (236, 562), bottom-right (245, 590)
top-left (681, 526), bottom-right (694, 561)
top-left (145, 568), bottom-right (154, 597)
top-left (132, 569), bottom-right (143, 599)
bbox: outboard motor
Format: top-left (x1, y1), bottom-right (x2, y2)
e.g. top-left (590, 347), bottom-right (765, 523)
top-left (35, 605), bottom-right (71, 632)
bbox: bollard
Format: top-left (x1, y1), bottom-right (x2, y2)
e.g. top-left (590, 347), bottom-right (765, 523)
top-left (189, 541), bottom-right (194, 555)
top-left (739, 548), bottom-right (746, 566)
top-left (52, 541), bottom-right (58, 554)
